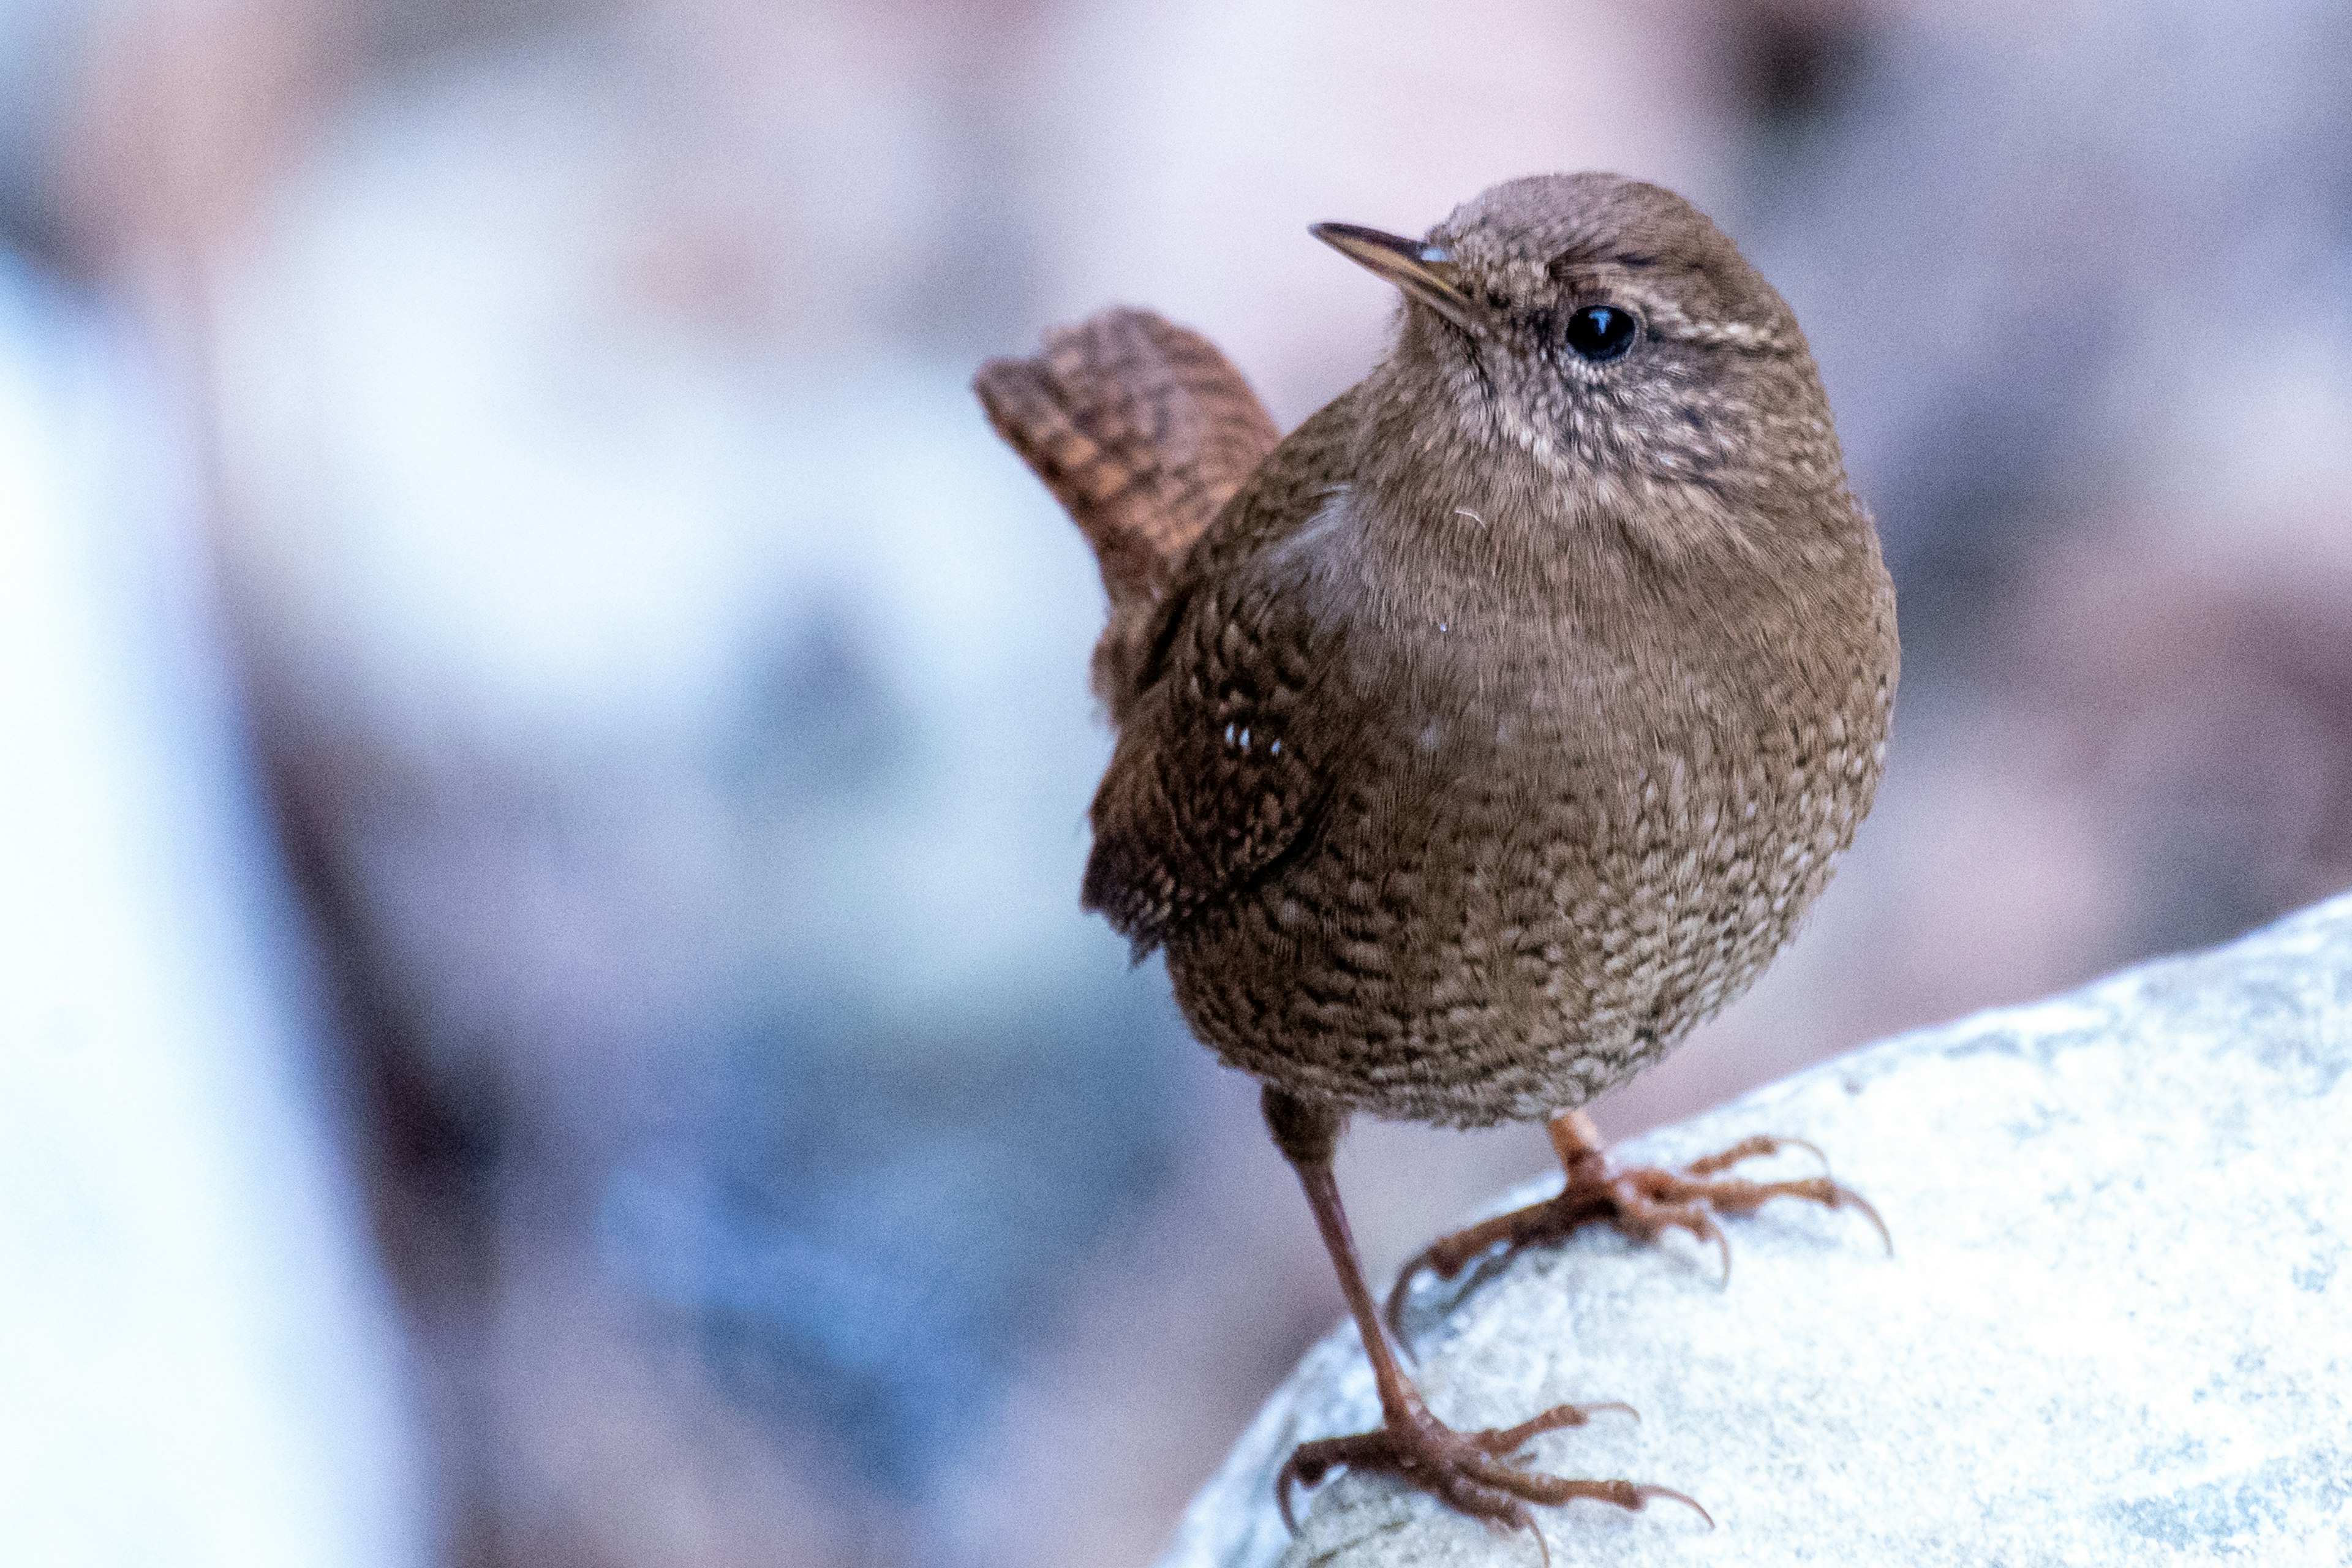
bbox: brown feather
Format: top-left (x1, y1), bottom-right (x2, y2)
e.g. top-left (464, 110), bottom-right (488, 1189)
top-left (973, 307), bottom-right (1280, 718)
top-left (979, 175), bottom-right (1898, 1131)
top-left (1080, 395), bottom-right (1360, 954)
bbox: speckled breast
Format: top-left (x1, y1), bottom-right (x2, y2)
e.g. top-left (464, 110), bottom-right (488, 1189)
top-left (1165, 612), bottom-right (1894, 1128)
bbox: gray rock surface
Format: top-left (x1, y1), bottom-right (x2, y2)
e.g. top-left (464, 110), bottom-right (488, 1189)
top-left (1159, 897), bottom-right (2352, 1568)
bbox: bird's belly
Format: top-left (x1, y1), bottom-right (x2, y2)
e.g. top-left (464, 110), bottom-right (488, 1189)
top-left (1165, 681), bottom-right (1880, 1128)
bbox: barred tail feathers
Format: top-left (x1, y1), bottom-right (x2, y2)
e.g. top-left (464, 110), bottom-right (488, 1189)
top-left (975, 308), bottom-right (1279, 718)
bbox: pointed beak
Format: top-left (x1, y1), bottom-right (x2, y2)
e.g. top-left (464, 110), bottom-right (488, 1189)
top-left (1310, 222), bottom-right (1476, 331)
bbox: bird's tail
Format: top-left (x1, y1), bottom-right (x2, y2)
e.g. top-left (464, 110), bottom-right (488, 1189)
top-left (974, 307), bottom-right (1280, 719)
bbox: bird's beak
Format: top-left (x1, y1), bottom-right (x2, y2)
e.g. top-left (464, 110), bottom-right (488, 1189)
top-left (1310, 222), bottom-right (1476, 331)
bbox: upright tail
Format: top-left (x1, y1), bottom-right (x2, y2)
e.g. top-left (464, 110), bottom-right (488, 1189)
top-left (974, 307), bottom-right (1280, 720)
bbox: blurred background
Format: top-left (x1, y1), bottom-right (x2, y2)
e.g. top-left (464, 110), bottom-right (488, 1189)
top-left (2, 0), bottom-right (2350, 1562)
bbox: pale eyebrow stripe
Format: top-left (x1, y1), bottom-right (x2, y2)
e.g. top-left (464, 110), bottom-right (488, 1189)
top-left (1600, 280), bottom-right (1790, 355)
top-left (1521, 257), bottom-right (1790, 355)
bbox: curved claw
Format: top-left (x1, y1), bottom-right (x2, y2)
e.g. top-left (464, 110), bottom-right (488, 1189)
top-left (1382, 1246), bottom-right (1439, 1342)
top-left (1631, 1482), bottom-right (1716, 1529)
top-left (1279, 1448), bottom-right (1336, 1532)
top-left (1384, 1235), bottom-right (1518, 1343)
top-left (1276, 1439), bottom-right (1355, 1532)
top-left (1831, 1182), bottom-right (1894, 1256)
top-left (1698, 1213), bottom-right (1732, 1287)
top-left (1784, 1137), bottom-right (1829, 1170)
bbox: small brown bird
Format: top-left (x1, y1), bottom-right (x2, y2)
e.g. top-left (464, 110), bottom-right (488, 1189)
top-left (977, 173), bottom-right (1898, 1541)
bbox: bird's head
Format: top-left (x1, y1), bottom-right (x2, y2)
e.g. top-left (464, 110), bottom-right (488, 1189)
top-left (1316, 173), bottom-right (1852, 557)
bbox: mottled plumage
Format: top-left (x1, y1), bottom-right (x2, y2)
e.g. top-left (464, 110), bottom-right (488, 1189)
top-left (1077, 175), bottom-right (1895, 1126)
top-left (976, 172), bottom-right (1898, 1541)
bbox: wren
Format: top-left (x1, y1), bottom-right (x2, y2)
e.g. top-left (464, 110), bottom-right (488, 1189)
top-left (977, 173), bottom-right (1898, 1544)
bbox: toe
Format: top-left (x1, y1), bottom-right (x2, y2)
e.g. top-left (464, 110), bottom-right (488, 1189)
top-left (1476, 1399), bottom-right (1638, 1453)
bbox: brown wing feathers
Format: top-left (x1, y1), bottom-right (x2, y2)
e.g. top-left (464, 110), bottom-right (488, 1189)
top-left (974, 308), bottom-right (1280, 720)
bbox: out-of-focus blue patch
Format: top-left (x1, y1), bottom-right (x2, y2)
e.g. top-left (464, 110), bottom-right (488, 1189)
top-left (600, 961), bottom-right (1186, 1491)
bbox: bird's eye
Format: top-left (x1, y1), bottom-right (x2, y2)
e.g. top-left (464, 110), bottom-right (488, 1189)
top-left (1564, 304), bottom-right (1638, 363)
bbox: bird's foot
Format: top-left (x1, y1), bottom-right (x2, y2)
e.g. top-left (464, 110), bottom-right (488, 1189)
top-left (1385, 1110), bottom-right (1888, 1335)
top-left (1276, 1395), bottom-right (1705, 1551)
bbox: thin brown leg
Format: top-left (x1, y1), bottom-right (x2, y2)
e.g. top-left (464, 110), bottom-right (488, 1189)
top-left (1261, 1087), bottom-right (1707, 1542)
top-left (1387, 1108), bottom-right (1890, 1338)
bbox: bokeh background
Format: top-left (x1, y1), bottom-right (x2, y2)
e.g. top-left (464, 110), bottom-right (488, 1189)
top-left (3, 0), bottom-right (2350, 1564)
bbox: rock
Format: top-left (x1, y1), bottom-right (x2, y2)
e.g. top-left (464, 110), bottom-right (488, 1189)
top-left (0, 263), bottom-right (424, 1566)
top-left (1158, 896), bottom-right (2352, 1568)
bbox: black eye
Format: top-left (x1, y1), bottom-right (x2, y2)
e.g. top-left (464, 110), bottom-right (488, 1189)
top-left (1564, 304), bottom-right (1638, 363)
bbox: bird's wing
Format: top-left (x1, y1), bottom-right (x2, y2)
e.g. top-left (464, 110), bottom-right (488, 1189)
top-left (1080, 398), bottom-right (1359, 955)
top-left (974, 308), bottom-right (1281, 718)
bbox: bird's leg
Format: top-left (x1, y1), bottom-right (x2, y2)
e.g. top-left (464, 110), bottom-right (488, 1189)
top-left (1387, 1109), bottom-right (1889, 1336)
top-left (1262, 1088), bottom-right (1705, 1544)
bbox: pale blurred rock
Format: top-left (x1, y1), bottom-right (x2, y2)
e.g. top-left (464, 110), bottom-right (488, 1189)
top-left (0, 262), bottom-right (424, 1568)
top-left (1161, 895), bottom-right (2352, 1568)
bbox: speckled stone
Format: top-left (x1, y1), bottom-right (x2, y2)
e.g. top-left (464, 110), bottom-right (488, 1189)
top-left (1159, 895), bottom-right (2352, 1568)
